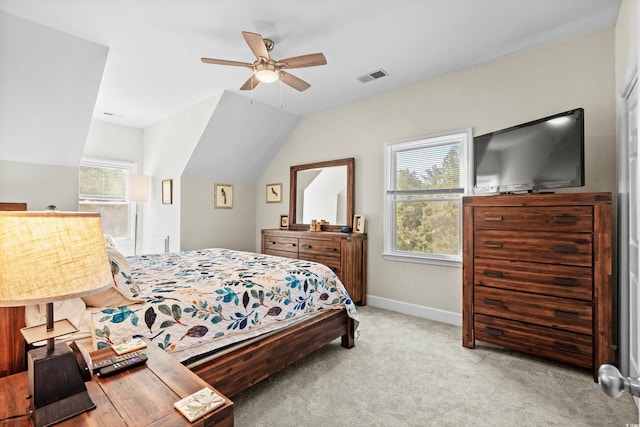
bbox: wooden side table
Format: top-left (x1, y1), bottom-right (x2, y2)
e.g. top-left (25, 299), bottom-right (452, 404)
top-left (0, 341), bottom-right (234, 426)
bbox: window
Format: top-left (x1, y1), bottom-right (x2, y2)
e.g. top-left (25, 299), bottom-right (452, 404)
top-left (383, 129), bottom-right (472, 266)
top-left (79, 158), bottom-right (137, 247)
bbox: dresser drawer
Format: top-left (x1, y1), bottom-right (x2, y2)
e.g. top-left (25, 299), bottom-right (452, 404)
top-left (300, 255), bottom-right (342, 277)
top-left (474, 230), bottom-right (592, 267)
top-left (263, 248), bottom-right (298, 259)
top-left (474, 286), bottom-right (592, 335)
top-left (474, 258), bottom-right (592, 301)
top-left (474, 206), bottom-right (593, 232)
top-left (475, 314), bottom-right (592, 368)
top-left (299, 238), bottom-right (341, 260)
top-left (262, 236), bottom-right (298, 254)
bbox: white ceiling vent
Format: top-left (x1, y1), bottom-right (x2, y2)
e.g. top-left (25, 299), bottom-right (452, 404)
top-left (357, 69), bottom-right (389, 83)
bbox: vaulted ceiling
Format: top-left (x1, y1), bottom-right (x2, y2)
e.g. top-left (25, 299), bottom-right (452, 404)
top-left (0, 1), bottom-right (622, 179)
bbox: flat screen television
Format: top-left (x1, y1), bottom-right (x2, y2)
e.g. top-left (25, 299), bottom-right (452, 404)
top-left (473, 108), bottom-right (585, 194)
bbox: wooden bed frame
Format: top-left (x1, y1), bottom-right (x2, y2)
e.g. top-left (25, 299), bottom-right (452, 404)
top-left (0, 200), bottom-right (356, 396)
top-left (190, 309), bottom-right (355, 397)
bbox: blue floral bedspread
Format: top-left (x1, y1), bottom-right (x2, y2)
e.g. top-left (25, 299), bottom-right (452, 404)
top-left (92, 248), bottom-right (358, 362)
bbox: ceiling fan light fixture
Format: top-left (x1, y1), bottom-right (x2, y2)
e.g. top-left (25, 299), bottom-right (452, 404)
top-left (254, 62), bottom-right (279, 83)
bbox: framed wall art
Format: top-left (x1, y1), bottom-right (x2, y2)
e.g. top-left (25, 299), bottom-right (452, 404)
top-left (162, 179), bottom-right (173, 204)
top-left (266, 183), bottom-right (282, 203)
top-left (214, 183), bottom-right (233, 209)
top-left (280, 214), bottom-right (289, 229)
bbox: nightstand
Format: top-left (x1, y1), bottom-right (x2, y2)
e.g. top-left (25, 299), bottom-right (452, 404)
top-left (0, 341), bottom-right (234, 426)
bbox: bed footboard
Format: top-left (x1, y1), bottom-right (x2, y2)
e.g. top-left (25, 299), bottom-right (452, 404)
top-left (190, 309), bottom-right (354, 397)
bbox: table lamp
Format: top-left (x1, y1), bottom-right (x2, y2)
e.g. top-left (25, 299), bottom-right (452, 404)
top-left (0, 211), bottom-right (114, 427)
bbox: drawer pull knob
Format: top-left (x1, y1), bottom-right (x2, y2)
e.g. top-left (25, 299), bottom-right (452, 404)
top-left (267, 241), bottom-right (276, 245)
top-left (483, 298), bottom-right (504, 307)
top-left (286, 243), bottom-right (297, 247)
top-left (483, 242), bottom-right (503, 249)
top-left (484, 216), bottom-right (503, 222)
top-left (483, 270), bottom-right (504, 278)
top-left (301, 245), bottom-right (311, 249)
top-left (553, 245), bottom-right (578, 253)
top-left (553, 277), bottom-right (580, 287)
top-left (553, 216), bottom-right (579, 223)
top-left (483, 327), bottom-right (503, 337)
top-left (553, 342), bottom-right (581, 354)
top-left (554, 310), bottom-right (579, 320)
top-left (325, 248), bottom-right (338, 252)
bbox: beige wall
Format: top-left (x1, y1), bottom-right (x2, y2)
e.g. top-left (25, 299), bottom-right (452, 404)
top-left (0, 160), bottom-right (79, 211)
top-left (257, 28), bottom-right (616, 316)
top-left (615, 0), bottom-right (638, 89)
top-left (181, 177), bottom-right (256, 252)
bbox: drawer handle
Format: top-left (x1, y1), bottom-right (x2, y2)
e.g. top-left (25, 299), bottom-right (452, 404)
top-left (553, 342), bottom-right (581, 354)
top-left (325, 247), bottom-right (338, 252)
top-left (553, 216), bottom-right (579, 223)
top-left (301, 245), bottom-right (311, 249)
top-left (483, 270), bottom-right (504, 278)
top-left (484, 216), bottom-right (503, 222)
top-left (483, 298), bottom-right (504, 307)
top-left (483, 242), bottom-right (503, 249)
top-left (553, 277), bottom-right (580, 287)
top-left (553, 245), bottom-right (578, 253)
top-left (286, 243), bottom-right (297, 247)
top-left (267, 241), bottom-right (277, 245)
top-left (482, 327), bottom-right (503, 337)
top-left (554, 310), bottom-right (579, 320)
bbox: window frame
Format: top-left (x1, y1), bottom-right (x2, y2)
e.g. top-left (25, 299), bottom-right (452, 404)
top-left (383, 129), bottom-right (473, 267)
top-left (79, 157), bottom-right (139, 250)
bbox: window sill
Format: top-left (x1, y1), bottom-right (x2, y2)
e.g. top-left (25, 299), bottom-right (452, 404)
top-left (382, 252), bottom-right (462, 268)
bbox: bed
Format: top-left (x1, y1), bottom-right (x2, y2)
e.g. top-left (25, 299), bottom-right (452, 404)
top-left (87, 246), bottom-right (358, 397)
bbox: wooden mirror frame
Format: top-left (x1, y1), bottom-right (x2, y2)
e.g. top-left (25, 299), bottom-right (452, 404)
top-left (288, 158), bottom-right (355, 232)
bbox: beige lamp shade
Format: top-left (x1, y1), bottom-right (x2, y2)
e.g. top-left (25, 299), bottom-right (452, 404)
top-left (0, 211), bottom-right (114, 306)
top-left (126, 174), bottom-right (150, 203)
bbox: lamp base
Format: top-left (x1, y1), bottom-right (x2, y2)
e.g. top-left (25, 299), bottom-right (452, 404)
top-left (31, 390), bottom-right (95, 427)
top-left (27, 342), bottom-right (95, 427)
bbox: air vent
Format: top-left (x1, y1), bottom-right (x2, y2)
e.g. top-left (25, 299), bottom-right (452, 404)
top-left (357, 69), bottom-right (389, 83)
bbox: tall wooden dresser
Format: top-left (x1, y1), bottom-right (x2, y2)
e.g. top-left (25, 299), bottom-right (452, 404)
top-left (0, 202), bottom-right (27, 378)
top-left (462, 193), bottom-right (612, 380)
top-left (261, 229), bottom-right (367, 305)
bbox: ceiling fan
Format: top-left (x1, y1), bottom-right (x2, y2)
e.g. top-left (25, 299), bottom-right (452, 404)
top-left (201, 31), bottom-right (327, 92)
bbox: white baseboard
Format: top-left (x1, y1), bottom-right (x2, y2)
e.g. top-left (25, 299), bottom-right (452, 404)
top-left (366, 295), bottom-right (462, 327)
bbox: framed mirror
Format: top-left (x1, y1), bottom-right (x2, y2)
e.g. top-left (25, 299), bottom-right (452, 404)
top-left (289, 158), bottom-right (355, 232)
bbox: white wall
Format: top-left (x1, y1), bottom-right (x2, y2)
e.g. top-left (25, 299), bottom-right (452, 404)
top-left (142, 93), bottom-right (222, 254)
top-left (257, 28), bottom-right (616, 316)
top-left (84, 120), bottom-right (144, 162)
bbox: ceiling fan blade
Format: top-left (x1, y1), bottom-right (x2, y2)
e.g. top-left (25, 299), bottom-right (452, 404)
top-left (201, 57), bottom-right (253, 68)
top-left (277, 53), bottom-right (327, 69)
top-left (279, 71), bottom-right (311, 92)
top-left (239, 74), bottom-right (261, 91)
top-left (242, 31), bottom-right (270, 59)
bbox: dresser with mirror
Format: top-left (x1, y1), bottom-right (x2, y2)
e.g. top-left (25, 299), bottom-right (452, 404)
top-left (261, 158), bottom-right (367, 305)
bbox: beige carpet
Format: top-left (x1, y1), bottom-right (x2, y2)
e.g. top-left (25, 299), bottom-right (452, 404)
top-left (232, 306), bottom-right (638, 426)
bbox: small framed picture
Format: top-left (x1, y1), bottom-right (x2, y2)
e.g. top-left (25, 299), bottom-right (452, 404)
top-left (162, 179), bottom-right (173, 204)
top-left (214, 183), bottom-right (233, 209)
top-left (353, 214), bottom-right (365, 233)
top-left (266, 183), bottom-right (282, 203)
top-left (280, 214), bottom-right (289, 229)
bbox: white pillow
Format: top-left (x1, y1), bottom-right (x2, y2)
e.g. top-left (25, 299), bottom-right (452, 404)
top-left (81, 247), bottom-right (144, 307)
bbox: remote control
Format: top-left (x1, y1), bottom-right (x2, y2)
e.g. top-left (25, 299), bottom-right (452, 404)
top-left (95, 351), bottom-right (148, 377)
top-left (93, 350), bottom-right (145, 370)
